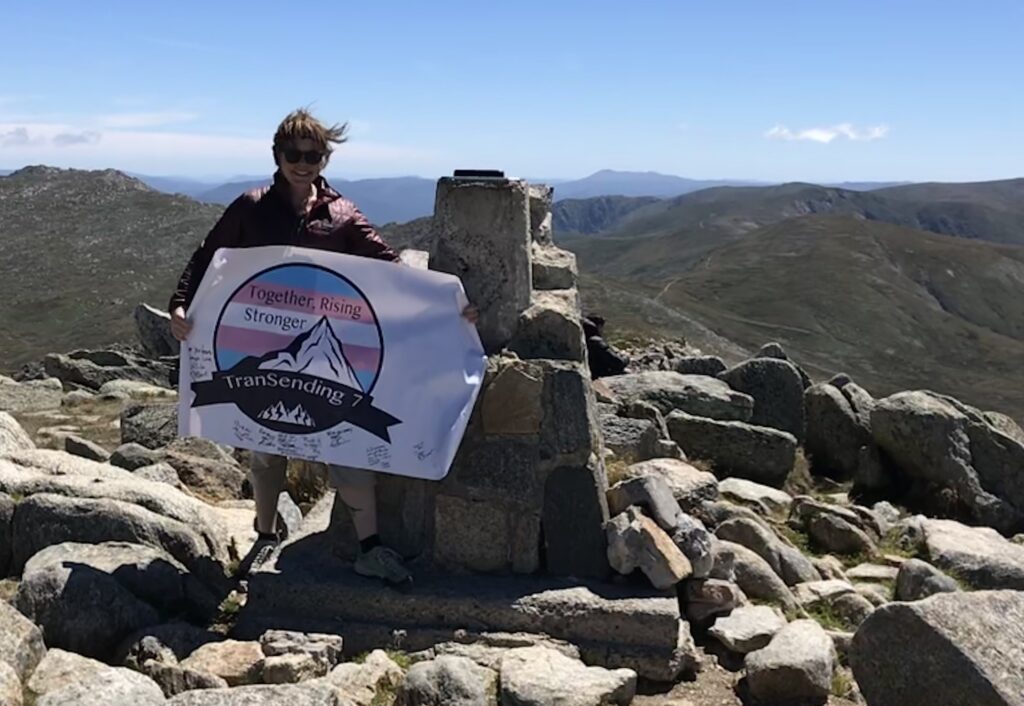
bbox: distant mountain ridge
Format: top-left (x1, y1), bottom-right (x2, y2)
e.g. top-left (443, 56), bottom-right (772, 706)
top-left (4, 163), bottom-right (1024, 423)
top-left (563, 179), bottom-right (1024, 277)
top-left (875, 178), bottom-right (1024, 211)
top-left (194, 176), bottom-right (437, 226)
top-left (0, 164), bottom-right (934, 226)
top-left (547, 170), bottom-right (761, 199)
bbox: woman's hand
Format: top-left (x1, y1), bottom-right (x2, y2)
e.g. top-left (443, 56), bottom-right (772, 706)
top-left (462, 305), bottom-right (479, 325)
top-left (170, 307), bottom-right (193, 342)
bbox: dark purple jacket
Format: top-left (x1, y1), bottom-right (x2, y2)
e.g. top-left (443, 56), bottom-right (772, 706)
top-left (169, 172), bottom-right (398, 311)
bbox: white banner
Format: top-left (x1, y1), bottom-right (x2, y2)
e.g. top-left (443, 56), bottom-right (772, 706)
top-left (178, 245), bottom-right (486, 481)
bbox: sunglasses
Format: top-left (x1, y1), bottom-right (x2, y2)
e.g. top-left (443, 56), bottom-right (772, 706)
top-left (281, 148), bottom-right (325, 165)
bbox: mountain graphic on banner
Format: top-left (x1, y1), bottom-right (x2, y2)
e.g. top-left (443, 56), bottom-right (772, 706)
top-left (258, 316), bottom-right (364, 391)
top-left (258, 401), bottom-right (315, 427)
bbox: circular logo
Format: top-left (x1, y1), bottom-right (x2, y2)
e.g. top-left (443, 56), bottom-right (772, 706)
top-left (197, 264), bottom-right (393, 435)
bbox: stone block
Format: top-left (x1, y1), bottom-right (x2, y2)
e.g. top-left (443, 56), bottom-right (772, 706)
top-left (15, 541), bottom-right (218, 662)
top-left (540, 362), bottom-right (601, 468)
top-left (673, 356), bottom-right (727, 376)
top-left (544, 462), bottom-right (611, 579)
top-left (528, 184), bottom-right (554, 244)
top-left (134, 303), bottom-right (179, 358)
top-left (851, 590), bottom-right (1024, 706)
top-left (603, 372), bottom-right (753, 421)
top-left (481, 363), bottom-right (543, 435)
top-left (684, 578), bottom-right (746, 623)
top-left (0, 377), bottom-right (63, 415)
top-left (745, 620), bottom-right (835, 704)
top-left (376, 477), bottom-right (432, 560)
top-left (606, 507), bottom-right (691, 590)
top-left (121, 402), bottom-right (178, 449)
top-left (620, 459), bottom-right (719, 512)
top-left (499, 646), bottom-right (636, 706)
top-left (64, 434), bottom-right (110, 463)
top-left (396, 655), bottom-right (497, 706)
top-left (435, 495), bottom-right (512, 574)
top-left (666, 411), bottom-right (797, 488)
top-left (449, 437), bottom-right (541, 505)
top-left (607, 476), bottom-right (683, 532)
top-left (326, 649), bottom-right (405, 704)
top-left (508, 290), bottom-right (586, 362)
top-left (0, 600), bottom-right (46, 681)
top-left (243, 552), bottom-right (685, 681)
top-left (511, 513), bottom-right (542, 574)
top-left (531, 243), bottom-right (578, 290)
top-left (708, 605), bottom-right (786, 654)
top-left (260, 653), bottom-right (321, 684)
top-left (600, 415), bottom-right (660, 463)
top-left (179, 640), bottom-right (265, 687)
top-left (718, 358), bottom-right (806, 441)
top-left (259, 630), bottom-right (343, 674)
top-left (431, 177), bottom-right (532, 353)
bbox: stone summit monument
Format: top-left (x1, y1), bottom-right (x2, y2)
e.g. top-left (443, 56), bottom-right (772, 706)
top-left (241, 173), bottom-right (696, 681)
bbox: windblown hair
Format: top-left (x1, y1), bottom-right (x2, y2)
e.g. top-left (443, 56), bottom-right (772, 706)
top-left (273, 108), bottom-right (349, 156)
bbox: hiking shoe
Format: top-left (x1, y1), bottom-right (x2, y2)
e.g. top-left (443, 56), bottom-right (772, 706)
top-left (354, 546), bottom-right (412, 586)
top-left (237, 534), bottom-right (280, 578)
top-left (253, 514), bottom-right (289, 543)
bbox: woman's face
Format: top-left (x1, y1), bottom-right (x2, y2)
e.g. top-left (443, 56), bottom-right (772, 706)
top-left (277, 137), bottom-right (326, 188)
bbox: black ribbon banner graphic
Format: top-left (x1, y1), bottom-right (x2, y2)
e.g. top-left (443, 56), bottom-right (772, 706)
top-left (191, 367), bottom-right (401, 442)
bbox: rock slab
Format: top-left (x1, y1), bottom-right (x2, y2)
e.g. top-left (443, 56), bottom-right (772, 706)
top-left (851, 590), bottom-right (1024, 706)
top-left (602, 372), bottom-right (753, 421)
top-left (667, 412), bottom-right (796, 488)
top-left (745, 620), bottom-right (835, 705)
top-left (499, 645), bottom-right (636, 706)
top-left (708, 605), bottom-right (787, 654)
top-left (607, 506), bottom-right (691, 589)
top-left (0, 600), bottom-right (46, 681)
top-left (395, 655), bottom-right (497, 706)
top-left (15, 541), bottom-right (217, 662)
top-left (27, 648), bottom-right (165, 706)
top-left (167, 683), bottom-right (348, 705)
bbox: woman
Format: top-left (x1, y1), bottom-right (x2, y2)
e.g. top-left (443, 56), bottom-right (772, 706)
top-left (169, 108), bottom-right (475, 586)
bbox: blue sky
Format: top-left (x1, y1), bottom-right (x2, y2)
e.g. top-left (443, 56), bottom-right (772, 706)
top-left (2, 0), bottom-right (1021, 182)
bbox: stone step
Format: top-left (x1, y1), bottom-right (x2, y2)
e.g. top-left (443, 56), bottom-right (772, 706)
top-left (238, 496), bottom-right (694, 681)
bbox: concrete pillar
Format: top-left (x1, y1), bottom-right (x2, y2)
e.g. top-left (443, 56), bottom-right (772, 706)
top-left (430, 176), bottom-right (532, 353)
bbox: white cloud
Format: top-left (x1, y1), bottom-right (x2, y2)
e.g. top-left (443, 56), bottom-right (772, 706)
top-left (0, 122), bottom-right (444, 175)
top-left (1, 127), bottom-right (40, 147)
top-left (52, 131), bottom-right (102, 146)
top-left (765, 123), bottom-right (889, 144)
top-left (96, 111), bottom-right (199, 128)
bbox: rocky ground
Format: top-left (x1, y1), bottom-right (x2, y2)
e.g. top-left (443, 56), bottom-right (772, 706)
top-left (1, 310), bottom-right (1023, 705)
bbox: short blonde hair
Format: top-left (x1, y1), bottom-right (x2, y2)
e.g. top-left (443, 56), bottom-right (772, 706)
top-left (273, 108), bottom-right (349, 156)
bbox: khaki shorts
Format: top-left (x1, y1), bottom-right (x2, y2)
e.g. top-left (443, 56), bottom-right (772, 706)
top-left (250, 451), bottom-right (377, 488)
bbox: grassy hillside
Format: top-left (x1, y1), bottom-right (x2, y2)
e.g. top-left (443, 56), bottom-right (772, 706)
top-left (0, 166), bottom-right (222, 368)
top-left (584, 215), bottom-right (1024, 420)
top-left (552, 195), bottom-right (661, 236)
top-left (875, 177), bottom-right (1024, 211)
top-left (565, 180), bottom-right (1024, 280)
